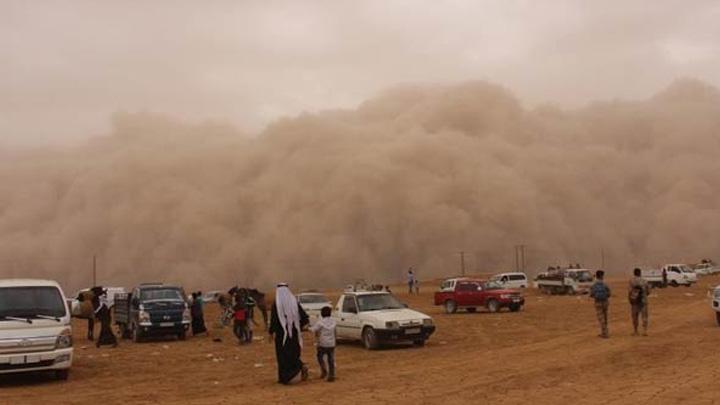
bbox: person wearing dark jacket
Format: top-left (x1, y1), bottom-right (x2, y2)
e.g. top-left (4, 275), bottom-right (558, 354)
top-left (589, 270), bottom-right (611, 338)
top-left (628, 268), bottom-right (650, 336)
top-left (268, 283), bottom-right (309, 384)
top-left (91, 286), bottom-right (118, 348)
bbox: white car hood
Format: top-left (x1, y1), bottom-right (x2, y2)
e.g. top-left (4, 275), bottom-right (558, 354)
top-left (301, 303), bottom-right (332, 311)
top-left (0, 318), bottom-right (70, 337)
top-left (361, 308), bottom-right (430, 323)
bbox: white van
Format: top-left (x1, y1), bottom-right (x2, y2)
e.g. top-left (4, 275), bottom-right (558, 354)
top-left (490, 272), bottom-right (529, 289)
top-left (0, 279), bottom-right (74, 380)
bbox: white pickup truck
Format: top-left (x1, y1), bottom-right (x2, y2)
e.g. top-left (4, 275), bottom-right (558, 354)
top-left (0, 279), bottom-right (74, 380)
top-left (643, 264), bottom-right (697, 288)
top-left (333, 291), bottom-right (435, 350)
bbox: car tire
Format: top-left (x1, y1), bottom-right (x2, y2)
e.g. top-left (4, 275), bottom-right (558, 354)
top-left (55, 369), bottom-right (70, 381)
top-left (444, 300), bottom-right (457, 314)
top-left (178, 330), bottom-right (186, 341)
top-left (487, 299), bottom-right (499, 313)
top-left (565, 286), bottom-right (574, 295)
top-left (362, 327), bottom-right (379, 350)
top-left (509, 303), bottom-right (521, 312)
top-left (132, 323), bottom-right (143, 343)
top-left (716, 312), bottom-right (720, 327)
top-left (670, 280), bottom-right (678, 287)
top-left (413, 339), bottom-right (426, 347)
top-left (466, 307), bottom-right (477, 313)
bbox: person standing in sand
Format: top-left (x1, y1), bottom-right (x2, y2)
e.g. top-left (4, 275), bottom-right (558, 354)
top-left (268, 283), bottom-right (310, 384)
top-left (407, 268), bottom-right (416, 294)
top-left (628, 268), bottom-right (650, 336)
top-left (589, 270), bottom-right (611, 339)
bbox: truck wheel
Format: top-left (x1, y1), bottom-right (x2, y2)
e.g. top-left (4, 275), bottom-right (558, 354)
top-left (362, 327), bottom-right (379, 350)
top-left (413, 339), bottom-right (426, 347)
top-left (565, 286), bottom-right (574, 295)
top-left (466, 307), bottom-right (477, 313)
top-left (177, 330), bottom-right (187, 341)
top-left (487, 299), bottom-right (499, 313)
top-left (509, 304), bottom-right (521, 312)
top-left (684, 284), bottom-right (691, 288)
top-left (444, 300), bottom-right (457, 314)
top-left (132, 323), bottom-right (144, 343)
top-left (55, 369), bottom-right (70, 381)
top-left (670, 281), bottom-right (678, 287)
top-left (716, 312), bottom-right (720, 327)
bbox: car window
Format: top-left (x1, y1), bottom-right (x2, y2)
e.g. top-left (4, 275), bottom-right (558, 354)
top-left (510, 275), bottom-right (525, 281)
top-left (457, 282), bottom-right (479, 292)
top-left (341, 296), bottom-right (357, 313)
top-left (0, 286), bottom-right (67, 319)
top-left (357, 294), bottom-right (405, 311)
top-left (299, 295), bottom-right (330, 304)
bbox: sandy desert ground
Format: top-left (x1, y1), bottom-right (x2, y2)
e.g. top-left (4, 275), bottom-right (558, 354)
top-left (2, 276), bottom-right (720, 405)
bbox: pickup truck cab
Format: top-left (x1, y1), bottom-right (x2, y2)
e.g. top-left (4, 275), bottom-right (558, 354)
top-left (434, 278), bottom-right (524, 314)
top-left (489, 272), bottom-right (529, 289)
top-left (0, 279), bottom-right (73, 380)
top-left (333, 291), bottom-right (435, 350)
top-left (114, 283), bottom-right (190, 342)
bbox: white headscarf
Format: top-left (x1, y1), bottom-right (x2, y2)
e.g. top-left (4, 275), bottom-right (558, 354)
top-left (275, 283), bottom-right (302, 347)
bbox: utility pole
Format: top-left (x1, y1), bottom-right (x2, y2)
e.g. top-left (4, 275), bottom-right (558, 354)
top-left (92, 254), bottom-right (97, 287)
top-left (514, 245), bottom-right (526, 272)
top-left (459, 251), bottom-right (466, 276)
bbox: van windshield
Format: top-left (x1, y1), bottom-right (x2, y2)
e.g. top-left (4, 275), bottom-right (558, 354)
top-left (140, 288), bottom-right (183, 301)
top-left (0, 286), bottom-right (67, 319)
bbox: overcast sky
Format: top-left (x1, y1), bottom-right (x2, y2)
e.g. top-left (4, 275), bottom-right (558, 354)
top-left (2, 0), bottom-right (719, 146)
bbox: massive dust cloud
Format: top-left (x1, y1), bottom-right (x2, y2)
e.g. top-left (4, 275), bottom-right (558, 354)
top-left (1, 79), bottom-right (719, 291)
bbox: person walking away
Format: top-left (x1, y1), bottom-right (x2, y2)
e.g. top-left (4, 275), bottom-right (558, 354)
top-left (268, 283), bottom-right (310, 384)
top-left (310, 306), bottom-right (337, 382)
top-left (191, 292), bottom-right (208, 336)
top-left (589, 270), bottom-right (611, 338)
top-left (244, 290), bottom-right (258, 343)
top-left (407, 268), bottom-right (415, 295)
top-left (92, 287), bottom-right (118, 348)
top-left (628, 268), bottom-right (650, 336)
top-left (233, 297), bottom-right (249, 344)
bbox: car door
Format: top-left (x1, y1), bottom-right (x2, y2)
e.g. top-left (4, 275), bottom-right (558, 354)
top-left (336, 295), bottom-right (362, 340)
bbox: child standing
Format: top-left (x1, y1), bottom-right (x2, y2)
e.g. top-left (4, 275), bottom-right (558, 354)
top-left (310, 306), bottom-right (337, 382)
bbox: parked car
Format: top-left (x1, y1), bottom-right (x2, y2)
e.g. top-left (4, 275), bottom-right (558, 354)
top-left (489, 272), bottom-right (529, 289)
top-left (643, 264), bottom-right (697, 288)
top-left (202, 290), bottom-right (222, 303)
top-left (712, 286), bottom-right (720, 326)
top-left (0, 279), bottom-right (73, 380)
top-left (434, 278), bottom-right (524, 314)
top-left (114, 283), bottom-right (191, 342)
top-left (333, 291), bottom-right (435, 350)
top-left (297, 292), bottom-right (332, 325)
top-left (694, 263), bottom-right (717, 276)
top-left (535, 269), bottom-right (594, 295)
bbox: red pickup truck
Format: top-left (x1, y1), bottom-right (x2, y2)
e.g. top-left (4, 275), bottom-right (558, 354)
top-left (433, 278), bottom-right (525, 314)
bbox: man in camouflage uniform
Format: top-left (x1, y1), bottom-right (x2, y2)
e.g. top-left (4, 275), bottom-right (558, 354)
top-left (590, 270), bottom-right (611, 338)
top-left (628, 268), bottom-right (650, 336)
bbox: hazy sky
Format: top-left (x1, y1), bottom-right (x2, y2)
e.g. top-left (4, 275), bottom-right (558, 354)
top-left (2, 0), bottom-right (719, 145)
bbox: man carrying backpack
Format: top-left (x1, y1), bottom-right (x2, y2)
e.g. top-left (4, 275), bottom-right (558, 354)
top-left (589, 270), bottom-right (611, 338)
top-left (628, 268), bottom-right (650, 336)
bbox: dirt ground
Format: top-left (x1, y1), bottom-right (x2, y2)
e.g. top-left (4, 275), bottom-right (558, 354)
top-left (2, 276), bottom-right (720, 404)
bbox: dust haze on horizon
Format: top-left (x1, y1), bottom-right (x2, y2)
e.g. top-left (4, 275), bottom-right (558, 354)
top-left (1, 1), bottom-right (720, 291)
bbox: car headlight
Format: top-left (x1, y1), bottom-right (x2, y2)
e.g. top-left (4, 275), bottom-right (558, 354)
top-left (422, 319), bottom-right (433, 326)
top-left (385, 321), bottom-right (400, 329)
top-left (183, 307), bottom-right (191, 322)
top-left (55, 328), bottom-right (73, 349)
top-left (139, 310), bottom-right (151, 323)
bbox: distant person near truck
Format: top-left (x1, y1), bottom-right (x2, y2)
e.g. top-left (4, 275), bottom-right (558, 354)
top-left (407, 268), bottom-right (416, 294)
top-left (190, 292), bottom-right (208, 336)
top-left (589, 270), bottom-right (611, 339)
top-left (92, 286), bottom-right (118, 348)
top-left (628, 268), bottom-right (650, 336)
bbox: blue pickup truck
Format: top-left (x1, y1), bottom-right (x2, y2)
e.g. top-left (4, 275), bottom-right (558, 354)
top-left (114, 283), bottom-right (191, 342)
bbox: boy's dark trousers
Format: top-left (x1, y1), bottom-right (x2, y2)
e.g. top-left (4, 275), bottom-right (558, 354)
top-left (316, 346), bottom-right (335, 378)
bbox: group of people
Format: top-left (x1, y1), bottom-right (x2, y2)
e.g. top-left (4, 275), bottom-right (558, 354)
top-left (589, 268), bottom-right (650, 339)
top-left (227, 287), bottom-right (258, 344)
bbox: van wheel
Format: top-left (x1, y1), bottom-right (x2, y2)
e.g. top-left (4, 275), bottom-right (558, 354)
top-left (413, 339), bottom-right (426, 347)
top-left (444, 300), bottom-right (457, 314)
top-left (362, 327), bottom-right (379, 350)
top-left (132, 323), bottom-right (144, 343)
top-left (466, 307), bottom-right (477, 313)
top-left (487, 299), bottom-right (499, 313)
top-left (716, 312), bottom-right (720, 327)
top-left (670, 281), bottom-right (678, 287)
top-left (509, 304), bottom-right (521, 312)
top-left (55, 369), bottom-right (70, 381)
